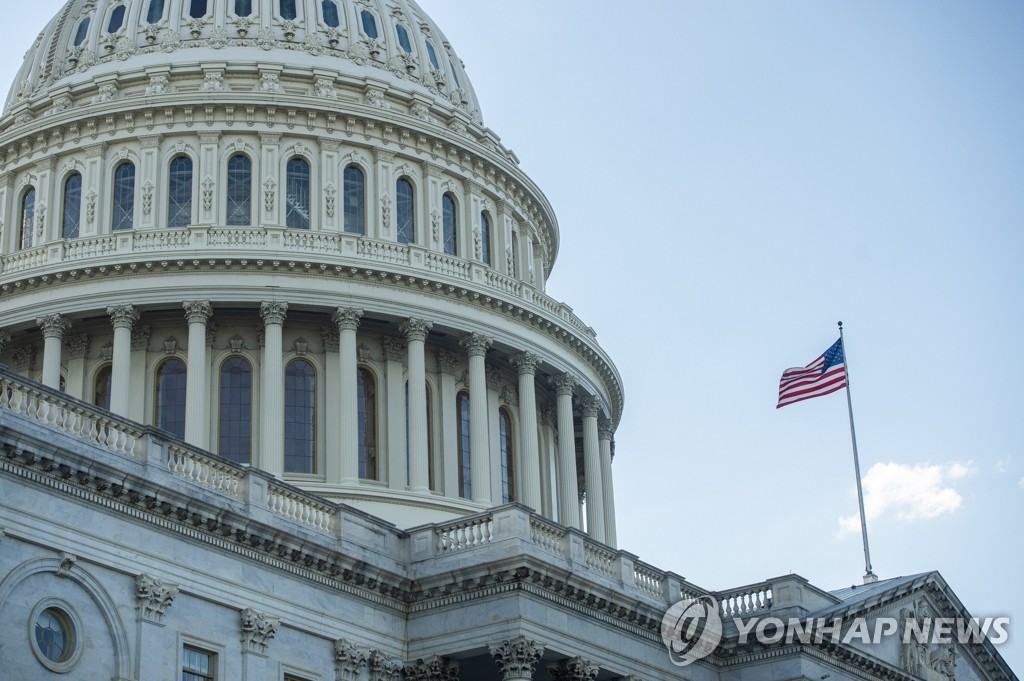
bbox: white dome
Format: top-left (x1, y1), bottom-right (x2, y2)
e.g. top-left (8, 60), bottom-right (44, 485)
top-left (5, 0), bottom-right (481, 122)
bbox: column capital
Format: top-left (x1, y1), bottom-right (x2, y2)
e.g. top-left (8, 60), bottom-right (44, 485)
top-left (333, 307), bottom-right (364, 331)
top-left (240, 607), bottom-right (279, 655)
top-left (552, 373), bottom-right (579, 397)
top-left (578, 395), bottom-right (601, 419)
top-left (107, 304), bottom-right (139, 330)
top-left (37, 314), bottom-right (71, 340)
top-left (259, 301), bottom-right (288, 325)
top-left (547, 657), bottom-right (599, 681)
top-left (368, 650), bottom-right (403, 681)
top-left (459, 332), bottom-right (493, 357)
top-left (182, 300), bottom-right (213, 325)
top-left (511, 351), bottom-right (540, 376)
top-left (383, 336), bottom-right (407, 362)
top-left (404, 655), bottom-right (459, 681)
top-left (489, 637), bottom-right (545, 681)
top-left (598, 417), bottom-right (614, 441)
top-left (334, 638), bottom-right (370, 681)
top-left (135, 573), bottom-right (178, 623)
top-left (400, 318), bottom-right (433, 343)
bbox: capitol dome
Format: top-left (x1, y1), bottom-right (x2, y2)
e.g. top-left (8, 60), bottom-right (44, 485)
top-left (0, 0), bottom-right (622, 539)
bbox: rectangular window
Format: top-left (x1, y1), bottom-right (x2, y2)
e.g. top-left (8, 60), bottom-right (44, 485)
top-left (182, 645), bottom-right (214, 681)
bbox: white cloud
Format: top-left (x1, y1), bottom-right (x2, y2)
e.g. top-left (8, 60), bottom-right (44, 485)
top-left (837, 462), bottom-right (972, 537)
top-left (1018, 477), bottom-right (1024, 490)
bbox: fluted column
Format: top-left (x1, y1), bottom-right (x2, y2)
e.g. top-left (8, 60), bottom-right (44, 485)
top-left (553, 373), bottom-right (581, 528)
top-left (512, 352), bottom-right (542, 512)
top-left (489, 637), bottom-right (545, 681)
top-left (460, 332), bottom-right (493, 504)
top-left (260, 302), bottom-right (288, 477)
top-left (334, 308), bottom-right (363, 484)
top-left (37, 314), bottom-right (70, 389)
top-left (401, 318), bottom-right (432, 493)
top-left (182, 301), bottom-right (212, 447)
top-left (579, 395), bottom-right (605, 542)
top-left (599, 418), bottom-right (617, 548)
top-left (107, 305), bottom-right (138, 416)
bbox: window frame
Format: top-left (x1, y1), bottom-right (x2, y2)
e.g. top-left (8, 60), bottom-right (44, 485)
top-left (217, 355), bottom-right (253, 465)
top-left (225, 153), bottom-right (253, 226)
top-left (93, 363), bottom-right (113, 411)
top-left (167, 154), bottom-right (194, 229)
top-left (155, 357), bottom-right (187, 440)
top-left (395, 177), bottom-right (415, 245)
top-left (178, 635), bottom-right (223, 681)
top-left (359, 10), bottom-right (379, 40)
top-left (146, 0), bottom-right (166, 24)
top-left (395, 23), bottom-right (413, 53)
top-left (19, 186), bottom-right (36, 250)
top-left (480, 211), bottom-right (492, 266)
top-left (499, 407), bottom-right (516, 503)
top-left (106, 5), bottom-right (127, 34)
top-left (285, 157), bottom-right (312, 230)
top-left (111, 161), bottom-right (136, 232)
top-left (73, 17), bottom-right (91, 46)
top-left (320, 0), bottom-right (340, 28)
top-left (62, 172), bottom-right (83, 239)
top-left (357, 366), bottom-right (378, 480)
top-left (187, 0), bottom-right (209, 20)
top-left (342, 164), bottom-right (365, 235)
top-left (442, 192), bottom-right (457, 256)
top-left (284, 358), bottom-right (317, 474)
top-left (456, 390), bottom-right (471, 499)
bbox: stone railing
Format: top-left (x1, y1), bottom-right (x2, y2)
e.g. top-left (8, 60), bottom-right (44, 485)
top-left (529, 516), bottom-right (568, 557)
top-left (583, 542), bottom-right (618, 578)
top-left (718, 582), bottom-right (774, 617)
top-left (0, 367), bottom-right (145, 459)
top-left (166, 443), bottom-right (242, 497)
top-left (436, 512), bottom-right (494, 552)
top-left (267, 481), bottom-right (334, 533)
top-left (633, 560), bottom-right (665, 598)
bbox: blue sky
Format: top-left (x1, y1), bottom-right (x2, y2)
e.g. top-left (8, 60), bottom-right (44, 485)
top-left (3, 0), bottom-right (1021, 673)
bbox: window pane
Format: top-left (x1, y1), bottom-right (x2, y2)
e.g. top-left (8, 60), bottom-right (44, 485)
top-left (147, 0), bottom-right (165, 24)
top-left (322, 0), bottom-right (339, 28)
top-left (449, 60), bottom-right (461, 88)
top-left (112, 162), bottom-right (135, 231)
top-left (284, 360), bottom-right (316, 473)
top-left (396, 179), bottom-right (414, 244)
top-left (358, 368), bottom-right (376, 479)
top-left (480, 213), bottom-right (491, 266)
top-left (425, 41), bottom-right (440, 70)
top-left (343, 165), bottom-right (364, 235)
top-left (286, 158), bottom-right (310, 229)
top-left (63, 174), bottom-right (82, 239)
top-left (360, 10), bottom-right (378, 39)
top-left (167, 156), bottom-right (193, 228)
top-left (442, 194), bottom-right (456, 255)
top-left (219, 357), bottom-right (252, 464)
top-left (226, 155), bottom-right (252, 226)
top-left (456, 392), bottom-right (471, 498)
top-left (234, 0), bottom-right (252, 16)
top-left (280, 0), bottom-right (296, 20)
top-left (156, 359), bottom-right (187, 439)
top-left (500, 409), bottom-right (515, 503)
top-left (182, 646), bottom-right (214, 681)
top-left (20, 188), bottom-right (35, 250)
top-left (190, 0), bottom-right (208, 19)
top-left (395, 24), bottom-right (412, 53)
top-left (94, 365), bottom-right (112, 410)
top-left (74, 18), bottom-right (91, 46)
top-left (107, 6), bottom-right (125, 33)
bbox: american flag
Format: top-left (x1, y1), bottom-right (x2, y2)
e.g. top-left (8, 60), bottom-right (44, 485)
top-left (777, 339), bottom-right (848, 408)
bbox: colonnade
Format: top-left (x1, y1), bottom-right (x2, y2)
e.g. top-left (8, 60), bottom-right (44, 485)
top-left (24, 303), bottom-right (618, 545)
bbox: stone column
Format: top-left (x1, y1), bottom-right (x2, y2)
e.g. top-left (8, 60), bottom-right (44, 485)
top-left (547, 657), bottom-right (598, 681)
top-left (37, 314), bottom-right (70, 389)
top-left (489, 637), bottom-right (545, 681)
top-left (383, 337), bottom-right (407, 490)
top-left (107, 305), bottom-right (138, 416)
top-left (400, 318), bottom-right (432, 493)
top-left (436, 349), bottom-right (459, 498)
top-left (260, 302), bottom-right (287, 476)
top-left (553, 373), bottom-right (581, 529)
top-left (580, 395), bottom-right (605, 543)
top-left (599, 418), bottom-right (617, 549)
top-left (460, 332), bottom-right (493, 504)
top-left (183, 301), bottom-right (213, 448)
top-left (334, 308), bottom-right (363, 483)
top-left (511, 352), bottom-right (542, 512)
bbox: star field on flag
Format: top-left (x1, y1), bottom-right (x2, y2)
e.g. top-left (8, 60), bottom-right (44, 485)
top-left (777, 339), bottom-right (848, 408)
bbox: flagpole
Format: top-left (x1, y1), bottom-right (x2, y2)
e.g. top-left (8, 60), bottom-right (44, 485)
top-left (838, 321), bottom-right (877, 584)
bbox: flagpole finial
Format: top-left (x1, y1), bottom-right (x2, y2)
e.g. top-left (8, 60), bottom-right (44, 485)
top-left (838, 320), bottom-right (843, 330)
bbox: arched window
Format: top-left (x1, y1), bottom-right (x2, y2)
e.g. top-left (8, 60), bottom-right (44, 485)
top-left (112, 162), bottom-right (135, 231)
top-left (357, 368), bottom-right (377, 479)
top-left (93, 365), bottom-right (112, 410)
top-left (360, 10), bottom-right (378, 39)
top-left (226, 154), bottom-right (251, 226)
top-left (395, 24), bottom-right (412, 53)
top-left (234, 0), bottom-right (253, 16)
top-left (146, 0), bottom-right (165, 24)
top-left (284, 359), bottom-right (316, 473)
top-left (449, 60), bottom-right (462, 89)
top-left (322, 0), bottom-right (340, 28)
top-left (167, 155), bottom-right (193, 228)
top-left (107, 5), bottom-right (126, 33)
top-left (155, 358), bottom-right (187, 439)
top-left (189, 0), bottom-right (208, 19)
top-left (19, 187), bottom-right (35, 250)
top-left (286, 157), bottom-right (311, 229)
top-left (509, 231), bottom-right (519, 277)
top-left (499, 408), bottom-right (515, 503)
top-left (442, 193), bottom-right (457, 255)
top-left (456, 391), bottom-right (471, 499)
top-left (425, 41), bottom-right (440, 70)
top-left (480, 212), bottom-right (492, 266)
top-left (218, 357), bottom-right (252, 464)
top-left (73, 18), bottom-right (91, 46)
top-left (279, 0), bottom-right (297, 20)
top-left (62, 174), bottom-right (82, 240)
top-left (343, 165), bottom-right (365, 234)
top-left (396, 178), bottom-right (414, 244)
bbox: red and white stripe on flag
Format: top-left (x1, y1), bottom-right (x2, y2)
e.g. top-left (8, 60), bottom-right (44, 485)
top-left (777, 339), bottom-right (848, 409)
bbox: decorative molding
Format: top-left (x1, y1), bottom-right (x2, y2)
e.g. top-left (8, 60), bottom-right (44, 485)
top-left (259, 301), bottom-right (288, 326)
top-left (37, 314), bottom-right (71, 340)
top-left (489, 637), bottom-right (545, 681)
top-left (131, 325), bottom-right (152, 352)
top-left (107, 304), bottom-right (139, 330)
top-left (486, 365), bottom-right (502, 391)
top-left (11, 345), bottom-right (36, 371)
top-left (0, 331), bottom-right (10, 356)
top-left (333, 307), bottom-right (364, 332)
top-left (65, 334), bottom-right (90, 360)
top-left (403, 655), bottom-right (459, 681)
top-left (240, 608), bottom-right (280, 654)
top-left (399, 318), bottom-right (432, 343)
top-left (334, 639), bottom-right (369, 681)
top-left (183, 300), bottom-right (213, 325)
top-left (547, 657), bottom-right (599, 681)
top-left (100, 341), bottom-right (114, 361)
top-left (320, 327), bottom-right (339, 353)
top-left (459, 332), bottom-right (492, 357)
top-left (162, 336), bottom-right (179, 355)
top-left (382, 336), bottom-right (406, 363)
top-left (598, 418), bottom-right (614, 442)
top-left (511, 351), bottom-right (539, 376)
top-left (551, 373), bottom-right (579, 397)
top-left (435, 349), bottom-right (457, 375)
top-left (578, 395), bottom-right (601, 419)
top-left (292, 337), bottom-right (309, 355)
top-left (368, 650), bottom-right (403, 681)
top-left (135, 573), bottom-right (178, 622)
top-left (57, 552), bottom-right (77, 577)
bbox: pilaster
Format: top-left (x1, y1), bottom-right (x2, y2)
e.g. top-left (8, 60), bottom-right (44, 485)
top-left (384, 336), bottom-right (407, 490)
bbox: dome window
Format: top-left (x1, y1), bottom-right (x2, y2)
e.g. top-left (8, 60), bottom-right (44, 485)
top-left (155, 358), bottom-right (187, 440)
top-left (286, 158), bottom-right (311, 230)
top-left (360, 10), bottom-right (378, 39)
top-left (62, 173), bottom-right (82, 239)
top-left (425, 41), bottom-right (440, 70)
top-left (112, 161), bottom-right (136, 231)
top-left (19, 187), bottom-right (35, 250)
top-left (449, 60), bottom-right (461, 88)
top-left (499, 407), bottom-right (515, 503)
top-left (357, 367), bottom-right (377, 480)
top-left (234, 0), bottom-right (253, 17)
top-left (189, 0), bottom-right (208, 19)
top-left (343, 165), bottom-right (365, 235)
top-left (107, 5), bottom-right (126, 33)
top-left (279, 0), bottom-right (297, 21)
top-left (94, 365), bottom-right (112, 410)
top-left (321, 0), bottom-right (340, 28)
top-left (72, 18), bottom-right (90, 46)
top-left (219, 357), bottom-right (252, 464)
top-left (442, 193), bottom-right (457, 255)
top-left (396, 178), bottom-right (414, 244)
top-left (226, 154), bottom-right (252, 226)
top-left (395, 23), bottom-right (412, 53)
top-left (146, 0), bottom-right (165, 24)
top-left (480, 212), bottom-right (492, 266)
top-left (168, 156), bottom-right (193, 228)
top-left (456, 391), bottom-right (471, 498)
top-left (285, 359), bottom-right (317, 474)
